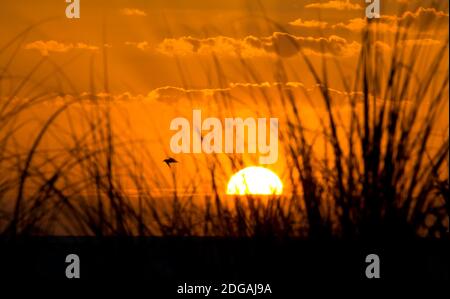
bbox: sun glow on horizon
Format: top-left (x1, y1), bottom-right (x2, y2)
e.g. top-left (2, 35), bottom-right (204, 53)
top-left (226, 166), bottom-right (283, 195)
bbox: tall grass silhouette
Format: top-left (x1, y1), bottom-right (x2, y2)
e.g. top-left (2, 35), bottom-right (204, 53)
top-left (0, 3), bottom-right (448, 239)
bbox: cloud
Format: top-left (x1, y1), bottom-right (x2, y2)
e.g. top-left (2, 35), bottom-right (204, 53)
top-left (289, 19), bottom-right (328, 29)
top-left (230, 82), bottom-right (275, 89)
top-left (156, 36), bottom-right (260, 57)
top-left (24, 40), bottom-right (71, 55)
top-left (121, 8), bottom-right (147, 16)
top-left (76, 43), bottom-right (100, 51)
top-left (125, 41), bottom-right (151, 51)
top-left (287, 7), bottom-right (448, 38)
top-left (146, 82), bottom-right (364, 108)
top-left (335, 7), bottom-right (448, 32)
top-left (155, 32), bottom-right (360, 58)
top-left (24, 40), bottom-right (99, 56)
top-left (49, 83), bottom-right (369, 113)
top-left (55, 92), bottom-right (149, 103)
top-left (305, 1), bottom-right (362, 10)
top-left (333, 18), bottom-right (367, 32)
top-left (373, 40), bottom-right (391, 53)
top-left (147, 86), bottom-right (230, 104)
top-left (269, 33), bottom-right (360, 57)
top-left (389, 7), bottom-right (449, 28)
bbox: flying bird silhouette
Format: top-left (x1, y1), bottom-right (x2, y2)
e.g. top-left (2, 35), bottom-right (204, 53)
top-left (163, 157), bottom-right (178, 167)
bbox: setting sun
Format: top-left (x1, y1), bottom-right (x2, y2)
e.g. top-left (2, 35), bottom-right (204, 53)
top-left (226, 167), bottom-right (283, 195)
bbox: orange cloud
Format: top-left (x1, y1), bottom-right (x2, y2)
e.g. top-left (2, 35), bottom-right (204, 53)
top-left (302, 7), bottom-right (448, 34)
top-left (333, 18), bottom-right (367, 32)
top-left (24, 40), bottom-right (99, 56)
top-left (389, 7), bottom-right (448, 28)
top-left (147, 86), bottom-right (229, 104)
top-left (121, 8), bottom-right (147, 16)
top-left (145, 82), bottom-right (364, 108)
top-left (289, 19), bottom-right (328, 29)
top-left (305, 0), bottom-right (362, 10)
top-left (47, 82), bottom-right (381, 113)
top-left (156, 33), bottom-right (360, 58)
top-left (125, 41), bottom-right (151, 51)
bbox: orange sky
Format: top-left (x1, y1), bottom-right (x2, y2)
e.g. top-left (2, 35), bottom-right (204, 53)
top-left (0, 0), bottom-right (448, 195)
top-left (1, 0), bottom-right (447, 92)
